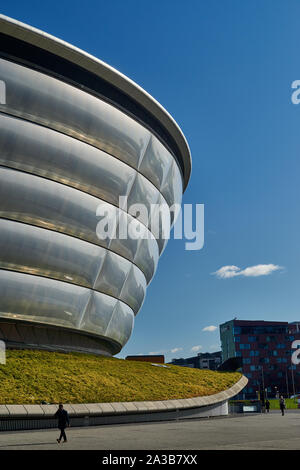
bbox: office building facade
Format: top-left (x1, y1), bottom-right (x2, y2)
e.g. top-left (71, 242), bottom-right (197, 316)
top-left (220, 319), bottom-right (300, 399)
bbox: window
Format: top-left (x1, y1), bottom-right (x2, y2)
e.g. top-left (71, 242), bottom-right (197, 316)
top-left (286, 336), bottom-right (294, 341)
top-left (266, 335), bottom-right (275, 342)
top-left (234, 336), bottom-right (240, 342)
top-left (243, 358), bottom-right (251, 364)
top-left (248, 336), bottom-right (257, 342)
top-left (250, 350), bottom-right (259, 357)
top-left (259, 357), bottom-right (269, 364)
top-left (250, 365), bottom-right (261, 371)
top-left (240, 344), bottom-right (250, 350)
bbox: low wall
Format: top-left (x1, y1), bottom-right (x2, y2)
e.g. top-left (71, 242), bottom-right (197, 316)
top-left (0, 375), bottom-right (248, 431)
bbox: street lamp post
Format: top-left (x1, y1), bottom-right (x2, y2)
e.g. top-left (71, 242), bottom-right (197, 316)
top-left (291, 365), bottom-right (296, 403)
top-left (286, 368), bottom-right (289, 399)
top-left (261, 366), bottom-right (265, 388)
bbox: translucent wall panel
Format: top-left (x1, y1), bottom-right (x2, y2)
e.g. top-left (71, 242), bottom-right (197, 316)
top-left (0, 58), bottom-right (184, 205)
top-left (78, 290), bottom-right (117, 337)
top-left (94, 251), bottom-right (132, 298)
top-left (105, 301), bottom-right (134, 346)
top-left (0, 113), bottom-right (136, 206)
top-left (0, 219), bottom-right (107, 288)
top-left (0, 55), bottom-right (187, 353)
top-left (0, 58), bottom-right (150, 169)
top-left (0, 167), bottom-right (158, 281)
top-left (127, 173), bottom-right (160, 226)
top-left (161, 160), bottom-right (183, 208)
top-left (0, 270), bottom-right (90, 329)
top-left (120, 265), bottom-right (147, 314)
top-left (138, 134), bottom-right (173, 190)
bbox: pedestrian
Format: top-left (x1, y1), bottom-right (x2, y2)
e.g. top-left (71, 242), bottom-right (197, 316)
top-left (265, 399), bottom-right (270, 413)
top-left (54, 403), bottom-right (70, 443)
top-left (279, 396), bottom-right (286, 416)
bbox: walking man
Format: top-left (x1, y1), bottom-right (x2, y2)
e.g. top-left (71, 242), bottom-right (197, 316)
top-left (54, 403), bottom-right (70, 443)
top-left (265, 399), bottom-right (270, 413)
top-left (279, 396), bottom-right (286, 416)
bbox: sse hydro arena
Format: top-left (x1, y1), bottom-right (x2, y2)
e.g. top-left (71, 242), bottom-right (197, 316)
top-left (0, 16), bottom-right (191, 356)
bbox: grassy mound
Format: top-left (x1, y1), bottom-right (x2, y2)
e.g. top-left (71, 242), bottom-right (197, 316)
top-left (268, 399), bottom-right (298, 410)
top-left (0, 349), bottom-right (241, 404)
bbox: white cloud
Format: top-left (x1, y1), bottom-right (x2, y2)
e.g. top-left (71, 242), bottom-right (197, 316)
top-left (213, 265), bottom-right (240, 278)
top-left (209, 344), bottom-right (221, 350)
top-left (171, 347), bottom-right (183, 353)
top-left (202, 325), bottom-right (218, 332)
top-left (191, 345), bottom-right (202, 352)
top-left (212, 264), bottom-right (282, 279)
top-left (240, 264), bottom-right (282, 277)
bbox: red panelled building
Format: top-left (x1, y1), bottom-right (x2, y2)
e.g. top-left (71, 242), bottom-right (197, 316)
top-left (220, 319), bottom-right (300, 399)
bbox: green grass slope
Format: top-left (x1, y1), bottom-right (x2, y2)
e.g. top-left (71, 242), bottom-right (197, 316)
top-left (0, 350), bottom-right (241, 404)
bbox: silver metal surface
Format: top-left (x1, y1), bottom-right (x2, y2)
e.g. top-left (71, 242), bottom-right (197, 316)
top-left (0, 58), bottom-right (150, 171)
top-left (0, 14), bottom-right (192, 190)
top-left (0, 114), bottom-right (136, 206)
top-left (0, 218), bottom-right (105, 288)
top-left (0, 44), bottom-right (189, 354)
top-left (0, 59), bottom-right (183, 207)
top-left (138, 134), bottom-right (173, 190)
top-left (0, 167), bottom-right (158, 280)
top-left (0, 269), bottom-right (90, 330)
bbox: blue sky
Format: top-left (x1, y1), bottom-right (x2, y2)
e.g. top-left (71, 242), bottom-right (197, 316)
top-left (2, 0), bottom-right (300, 362)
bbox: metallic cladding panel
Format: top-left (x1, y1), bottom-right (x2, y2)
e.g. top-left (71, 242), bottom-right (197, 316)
top-left (0, 167), bottom-right (158, 281)
top-left (0, 270), bottom-right (134, 346)
top-left (0, 58), bottom-right (150, 170)
top-left (0, 218), bottom-right (105, 288)
top-left (94, 251), bottom-right (131, 299)
top-left (105, 301), bottom-right (134, 346)
top-left (0, 219), bottom-right (146, 312)
top-left (138, 134), bottom-right (173, 190)
top-left (0, 270), bottom-right (90, 329)
top-left (120, 265), bottom-right (147, 314)
top-left (0, 57), bottom-right (182, 206)
top-left (0, 15), bottom-right (192, 190)
top-left (78, 290), bottom-right (117, 337)
top-left (0, 54), bottom-right (186, 354)
top-left (161, 161), bottom-right (183, 208)
top-left (0, 113), bottom-right (137, 206)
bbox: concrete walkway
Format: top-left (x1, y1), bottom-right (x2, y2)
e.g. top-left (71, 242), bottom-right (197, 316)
top-left (0, 410), bottom-right (299, 450)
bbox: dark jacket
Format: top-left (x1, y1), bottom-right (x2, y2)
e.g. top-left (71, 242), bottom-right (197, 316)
top-left (54, 409), bottom-right (69, 429)
top-left (279, 399), bottom-right (286, 409)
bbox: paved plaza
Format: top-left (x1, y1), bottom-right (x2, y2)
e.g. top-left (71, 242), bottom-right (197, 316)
top-left (0, 410), bottom-right (300, 450)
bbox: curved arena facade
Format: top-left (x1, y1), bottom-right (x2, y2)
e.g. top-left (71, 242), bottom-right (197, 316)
top-left (0, 15), bottom-right (191, 356)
